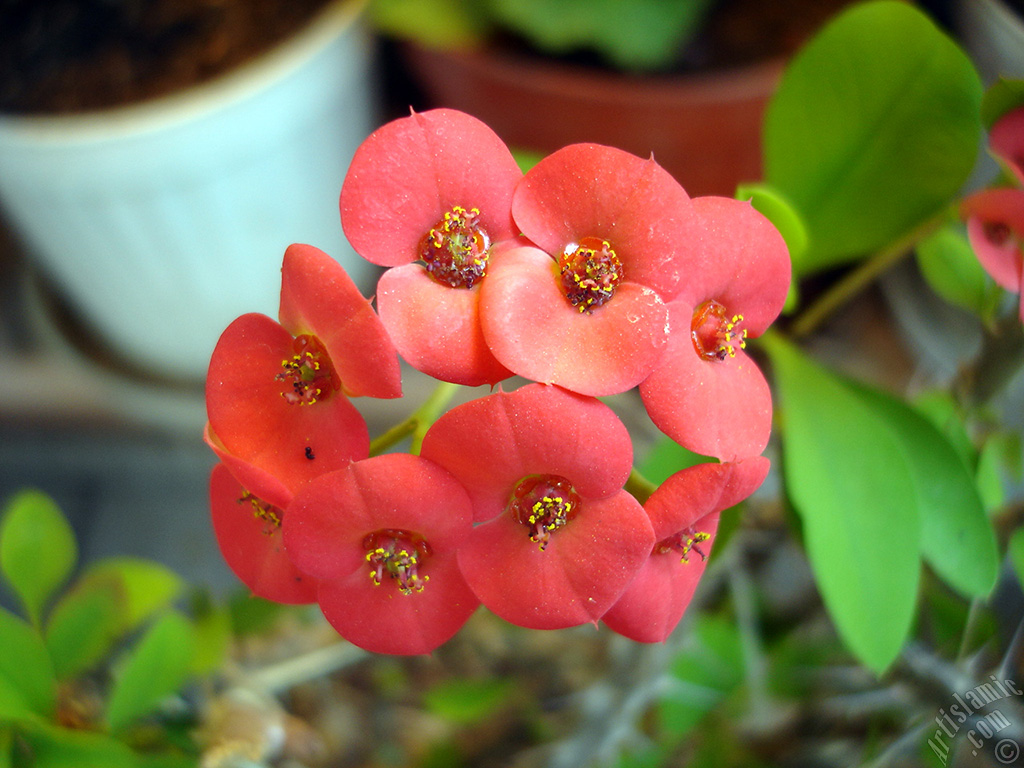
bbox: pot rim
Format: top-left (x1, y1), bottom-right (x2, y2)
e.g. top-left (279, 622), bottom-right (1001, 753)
top-left (0, 0), bottom-right (366, 142)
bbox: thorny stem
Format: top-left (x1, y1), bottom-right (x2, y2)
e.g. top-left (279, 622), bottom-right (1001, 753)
top-left (789, 213), bottom-right (945, 340)
top-left (368, 381), bottom-right (460, 457)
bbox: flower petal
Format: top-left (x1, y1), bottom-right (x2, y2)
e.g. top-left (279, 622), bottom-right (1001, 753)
top-left (340, 108), bottom-right (522, 267)
top-left (206, 313), bottom-right (369, 487)
top-left (641, 304), bottom-right (773, 461)
top-left (962, 187), bottom-right (1024, 292)
top-left (512, 143), bottom-right (696, 299)
top-left (457, 490), bottom-right (653, 629)
top-left (421, 383), bottom-right (634, 522)
top-left (209, 464), bottom-right (317, 605)
top-left (990, 106), bottom-right (1024, 185)
top-left (673, 196), bottom-right (791, 335)
top-left (377, 262), bottom-right (512, 386)
top-left (480, 245), bottom-right (670, 396)
top-left (279, 243), bottom-right (402, 399)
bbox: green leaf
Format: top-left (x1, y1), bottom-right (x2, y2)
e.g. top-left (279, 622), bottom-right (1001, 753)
top-left (105, 612), bottom-right (195, 733)
top-left (79, 558), bottom-right (184, 635)
top-left (0, 491), bottom-right (77, 628)
top-left (0, 608), bottom-right (55, 718)
top-left (369, 0), bottom-right (490, 49)
top-left (639, 437), bottom-right (707, 486)
top-left (763, 333), bottom-right (919, 673)
top-left (977, 432), bottom-right (1022, 513)
top-left (44, 576), bottom-right (126, 680)
top-left (1009, 527), bottom-right (1024, 594)
top-left (915, 224), bottom-right (1002, 321)
top-left (16, 721), bottom-right (138, 768)
top-left (764, 1), bottom-right (982, 275)
top-left (734, 183), bottom-right (809, 268)
top-left (981, 77), bottom-right (1024, 129)
top-left (846, 383), bottom-right (998, 599)
top-left (423, 678), bottom-right (514, 725)
top-left (186, 592), bottom-right (231, 677)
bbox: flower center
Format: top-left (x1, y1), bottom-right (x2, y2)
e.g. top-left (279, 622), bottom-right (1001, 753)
top-left (509, 474), bottom-right (581, 551)
top-left (691, 300), bottom-right (748, 361)
top-left (419, 205), bottom-right (490, 289)
top-left (654, 526), bottom-right (711, 564)
top-left (239, 492), bottom-right (282, 535)
top-left (559, 237), bottom-right (623, 313)
top-left (982, 220), bottom-right (1013, 247)
top-left (363, 529), bottom-right (432, 595)
top-left (275, 334), bottom-right (340, 405)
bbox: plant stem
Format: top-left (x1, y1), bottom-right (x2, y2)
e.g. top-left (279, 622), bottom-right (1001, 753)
top-left (368, 380), bottom-right (460, 457)
top-left (789, 214), bottom-right (944, 339)
top-left (624, 467), bottom-right (657, 505)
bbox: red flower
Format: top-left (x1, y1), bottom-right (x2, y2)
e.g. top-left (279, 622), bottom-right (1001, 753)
top-left (208, 462), bottom-right (317, 605)
top-left (420, 383), bottom-right (654, 629)
top-left (640, 197), bottom-right (790, 461)
top-left (603, 458), bottom-right (769, 643)
top-left (479, 143), bottom-right (696, 396)
top-left (282, 453), bottom-right (479, 655)
top-left (340, 108), bottom-right (523, 386)
top-left (206, 243), bottom-right (401, 490)
top-left (962, 107), bottom-right (1024, 323)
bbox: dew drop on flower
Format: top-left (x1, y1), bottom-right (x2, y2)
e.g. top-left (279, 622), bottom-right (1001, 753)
top-left (691, 300), bottom-right (748, 361)
top-left (419, 205), bottom-right (490, 288)
top-left (559, 237), bottom-right (623, 313)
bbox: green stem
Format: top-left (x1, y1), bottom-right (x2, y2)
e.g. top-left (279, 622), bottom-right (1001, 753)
top-left (789, 214), bottom-right (944, 340)
top-left (368, 381), bottom-right (460, 457)
top-left (625, 467), bottom-right (657, 505)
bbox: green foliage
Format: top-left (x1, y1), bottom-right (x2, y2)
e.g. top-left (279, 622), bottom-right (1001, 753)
top-left (981, 77), bottom-right (1024, 129)
top-left (764, 1), bottom-right (982, 276)
top-left (369, 0), bottom-right (490, 49)
top-left (44, 577), bottom-right (124, 681)
top-left (0, 608), bottom-right (54, 721)
top-left (915, 224), bottom-right (1003, 322)
top-left (423, 678), bottom-right (515, 724)
top-left (1010, 527), bottom-right (1024, 594)
top-left (0, 491), bottom-right (77, 628)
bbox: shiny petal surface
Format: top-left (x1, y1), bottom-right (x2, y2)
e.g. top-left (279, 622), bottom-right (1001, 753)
top-left (479, 246), bottom-right (670, 396)
top-left (279, 243), bottom-right (402, 399)
top-left (511, 143), bottom-right (696, 299)
top-left (377, 263), bottom-right (511, 386)
top-left (209, 464), bottom-right (317, 605)
top-left (673, 196), bottom-right (791, 334)
top-left (283, 454), bottom-right (474, 581)
top-left (641, 304), bottom-right (773, 461)
top-left (206, 313), bottom-right (369, 487)
top-left (421, 383), bottom-right (633, 522)
top-left (962, 187), bottom-right (1024, 291)
top-left (316, 548), bottom-right (479, 656)
top-left (457, 490), bottom-right (653, 629)
top-left (341, 108), bottom-right (522, 266)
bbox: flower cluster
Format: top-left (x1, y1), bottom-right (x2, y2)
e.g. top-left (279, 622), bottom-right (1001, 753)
top-left (204, 109), bottom-right (789, 655)
top-left (962, 106), bottom-right (1024, 323)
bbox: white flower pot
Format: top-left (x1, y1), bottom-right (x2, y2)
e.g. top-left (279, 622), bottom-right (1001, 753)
top-left (0, 0), bottom-right (378, 381)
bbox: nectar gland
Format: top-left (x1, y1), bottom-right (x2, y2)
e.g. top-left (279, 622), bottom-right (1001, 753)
top-left (419, 205), bottom-right (490, 288)
top-left (509, 475), bottom-right (581, 551)
top-left (275, 334), bottom-right (340, 405)
top-left (363, 529), bottom-right (432, 595)
top-left (238, 492), bottom-right (282, 535)
top-left (655, 526), bottom-right (711, 564)
top-left (691, 300), bottom-right (748, 361)
top-left (559, 237), bottom-right (623, 313)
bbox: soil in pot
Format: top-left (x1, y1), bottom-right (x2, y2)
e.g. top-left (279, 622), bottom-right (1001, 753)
top-left (0, 0), bottom-right (335, 114)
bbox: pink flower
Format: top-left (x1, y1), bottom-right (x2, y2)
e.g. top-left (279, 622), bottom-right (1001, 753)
top-left (420, 383), bottom-right (654, 629)
top-left (640, 196), bottom-right (790, 461)
top-left (479, 143), bottom-right (696, 396)
top-left (340, 108), bottom-right (523, 386)
top-left (208, 462), bottom-right (317, 605)
top-left (206, 243), bottom-right (401, 490)
top-left (603, 458), bottom-right (769, 643)
top-left (282, 453), bottom-right (479, 656)
top-left (962, 107), bottom-right (1024, 323)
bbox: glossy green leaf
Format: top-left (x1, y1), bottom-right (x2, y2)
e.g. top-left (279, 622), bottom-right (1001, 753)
top-left (977, 432), bottom-right (1022, 513)
top-left (106, 612), bottom-right (195, 733)
top-left (423, 678), bottom-right (514, 724)
top-left (79, 558), bottom-right (184, 635)
top-left (981, 77), bottom-right (1024, 129)
top-left (44, 576), bottom-right (125, 680)
top-left (916, 224), bottom-right (1002, 321)
top-left (0, 491), bottom-right (77, 628)
top-left (764, 333), bottom-right (919, 673)
top-left (734, 183), bottom-right (808, 267)
top-left (764, 1), bottom-right (982, 275)
top-left (17, 721), bottom-right (138, 768)
top-left (0, 607), bottom-right (54, 718)
top-left (847, 383), bottom-right (998, 598)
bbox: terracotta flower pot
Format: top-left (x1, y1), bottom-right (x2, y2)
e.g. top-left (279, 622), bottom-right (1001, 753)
top-left (401, 41), bottom-right (784, 198)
